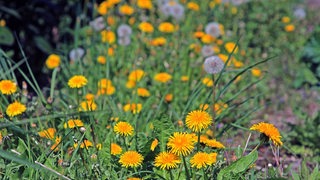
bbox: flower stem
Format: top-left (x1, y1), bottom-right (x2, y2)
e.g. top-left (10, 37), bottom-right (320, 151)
top-left (169, 169), bottom-right (174, 180)
top-left (243, 133), bottom-right (252, 156)
top-left (123, 136), bottom-right (128, 150)
top-left (211, 74), bottom-right (216, 132)
top-left (202, 168), bottom-right (208, 180)
top-left (182, 155), bottom-right (190, 180)
top-left (197, 131), bottom-right (201, 152)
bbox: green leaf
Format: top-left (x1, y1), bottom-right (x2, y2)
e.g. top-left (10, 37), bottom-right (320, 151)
top-left (303, 68), bottom-right (318, 85)
top-left (0, 149), bottom-right (71, 179)
top-left (309, 165), bottom-right (319, 180)
top-left (34, 36), bottom-right (52, 53)
top-left (291, 171), bottom-right (300, 180)
top-left (301, 160), bottom-right (309, 180)
top-left (0, 27), bottom-right (14, 45)
top-left (217, 150), bottom-right (258, 180)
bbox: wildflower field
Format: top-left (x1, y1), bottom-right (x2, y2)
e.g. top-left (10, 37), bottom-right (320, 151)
top-left (0, 0), bottom-right (319, 179)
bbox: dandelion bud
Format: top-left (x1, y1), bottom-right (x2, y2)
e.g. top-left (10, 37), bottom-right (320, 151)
top-left (203, 56), bottom-right (225, 74)
top-left (80, 127), bottom-right (86, 133)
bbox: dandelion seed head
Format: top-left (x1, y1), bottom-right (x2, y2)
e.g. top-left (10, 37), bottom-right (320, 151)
top-left (117, 24), bottom-right (132, 37)
top-left (89, 16), bottom-right (105, 31)
top-left (203, 56), bottom-right (225, 74)
top-left (205, 22), bottom-right (221, 37)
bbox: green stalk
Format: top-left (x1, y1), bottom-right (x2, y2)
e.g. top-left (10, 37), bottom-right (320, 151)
top-left (197, 131), bottom-right (201, 152)
top-left (203, 168), bottom-right (208, 180)
top-left (182, 155), bottom-right (190, 180)
top-left (169, 169), bottom-right (174, 180)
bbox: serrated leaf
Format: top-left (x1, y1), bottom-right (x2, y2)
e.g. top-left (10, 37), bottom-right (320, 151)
top-left (217, 150), bottom-right (258, 180)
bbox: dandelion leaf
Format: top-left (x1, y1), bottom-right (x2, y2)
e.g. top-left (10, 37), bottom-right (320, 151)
top-left (217, 150), bottom-right (258, 180)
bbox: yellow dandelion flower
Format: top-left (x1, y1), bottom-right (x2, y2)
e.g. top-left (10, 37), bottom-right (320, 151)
top-left (199, 104), bottom-right (209, 111)
top-left (180, 76), bottom-right (189, 82)
top-left (111, 143), bottom-right (122, 155)
top-left (97, 86), bottom-right (115, 95)
top-left (187, 2), bottom-right (200, 11)
top-left (79, 100), bottom-right (97, 111)
top-left (138, 22), bottom-right (154, 33)
top-left (68, 75), bottom-right (87, 88)
top-left (0, 80), bottom-right (17, 95)
top-left (208, 152), bottom-right (218, 165)
top-left (119, 151), bottom-right (144, 168)
top-left (150, 139), bottom-right (159, 151)
top-left (250, 122), bottom-right (283, 146)
top-left (165, 94), bottom-right (173, 103)
top-left (0, 19), bottom-right (6, 27)
top-left (119, 4), bottom-right (134, 16)
top-left (127, 177), bottom-right (141, 180)
top-left (167, 132), bottom-right (196, 156)
top-left (128, 69), bottom-right (145, 82)
top-left (98, 78), bottom-right (113, 88)
top-left (137, 0), bottom-right (153, 10)
top-left (101, 30), bottom-right (116, 44)
top-left (224, 42), bottom-right (238, 54)
top-left (80, 139), bottom-right (93, 149)
top-left (110, 116), bottom-right (119, 122)
top-left (201, 34), bottom-right (215, 44)
top-left (199, 135), bottom-right (209, 144)
top-left (50, 136), bottom-right (61, 152)
top-left (107, 16), bottom-right (116, 26)
top-left (204, 139), bottom-right (225, 149)
top-left (190, 152), bottom-right (211, 169)
top-left (0, 131), bottom-right (2, 145)
top-left (97, 1), bottom-right (109, 15)
top-left (64, 119), bottom-right (84, 129)
top-left (108, 47), bottom-right (114, 56)
top-left (126, 80), bottom-right (136, 89)
top-left (108, 0), bottom-right (121, 6)
top-left (154, 72), bottom-right (172, 83)
top-left (214, 102), bottom-right (228, 115)
top-left (186, 110), bottom-right (212, 132)
top-left (281, 16), bottom-right (290, 23)
top-left (6, 101), bottom-right (27, 117)
top-left (114, 121), bottom-right (134, 136)
top-left (123, 103), bottom-right (142, 114)
top-left (158, 22), bottom-right (175, 33)
top-left (202, 77), bottom-right (213, 87)
top-left (151, 37), bottom-right (166, 46)
top-left (96, 143), bottom-right (102, 150)
top-left (193, 31), bottom-right (205, 39)
top-left (85, 93), bottom-right (95, 101)
top-left (206, 129), bottom-right (214, 138)
top-left (97, 56), bottom-right (106, 64)
top-left (154, 152), bottom-right (181, 170)
top-left (136, 88), bottom-right (150, 97)
top-left (233, 59), bottom-right (244, 68)
top-left (45, 54), bottom-right (60, 69)
top-left (218, 53), bottom-right (228, 63)
top-left (251, 68), bottom-right (262, 77)
top-left (38, 128), bottom-right (56, 139)
top-left (285, 24), bottom-right (295, 32)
